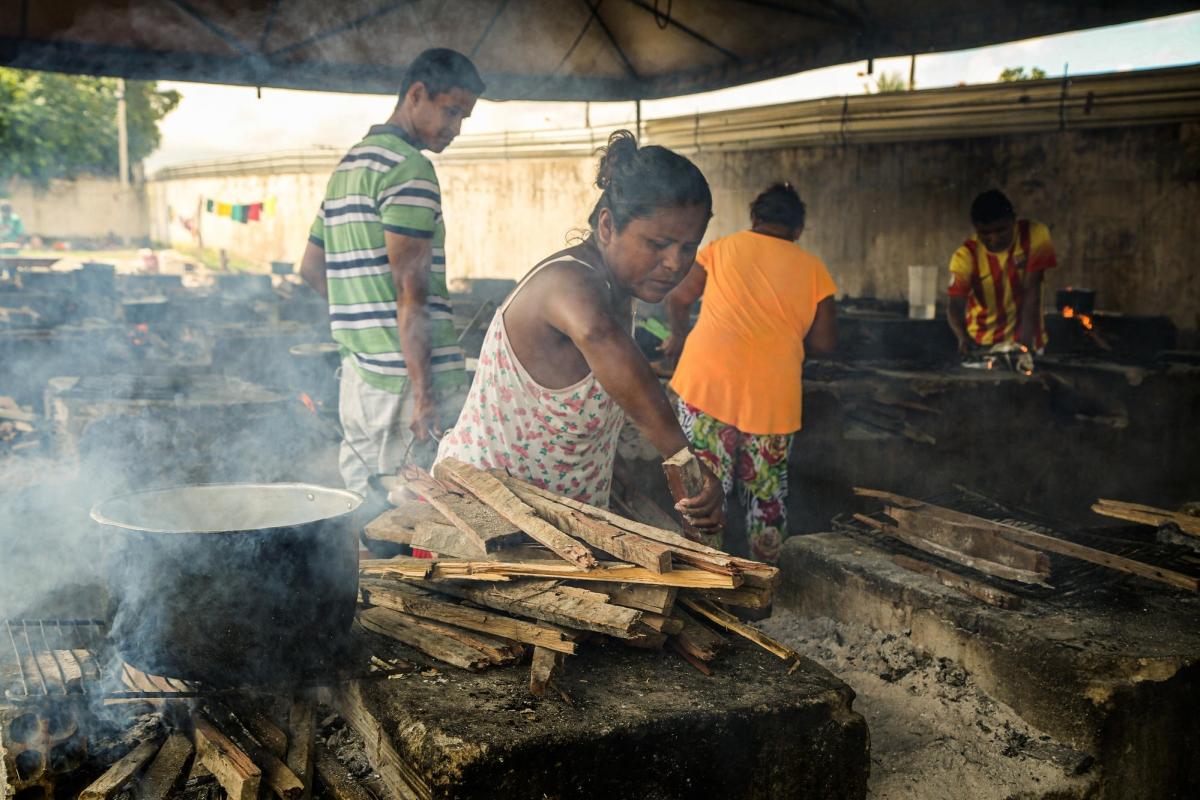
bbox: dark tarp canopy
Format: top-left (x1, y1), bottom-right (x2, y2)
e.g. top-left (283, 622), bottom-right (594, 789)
top-left (1, 1), bottom-right (1194, 100)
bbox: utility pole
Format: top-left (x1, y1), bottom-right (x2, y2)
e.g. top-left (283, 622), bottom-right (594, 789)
top-left (909, 54), bottom-right (917, 91)
top-left (117, 78), bottom-right (130, 188)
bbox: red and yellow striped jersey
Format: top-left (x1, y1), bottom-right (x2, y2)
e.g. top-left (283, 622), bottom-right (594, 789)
top-left (948, 219), bottom-right (1057, 348)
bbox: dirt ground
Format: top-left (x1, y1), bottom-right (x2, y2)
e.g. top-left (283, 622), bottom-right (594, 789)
top-left (759, 611), bottom-right (1097, 800)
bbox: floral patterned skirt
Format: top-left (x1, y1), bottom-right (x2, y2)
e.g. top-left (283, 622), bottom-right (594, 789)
top-left (676, 399), bottom-right (794, 563)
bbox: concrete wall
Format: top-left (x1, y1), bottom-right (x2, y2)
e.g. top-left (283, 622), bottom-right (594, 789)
top-left (147, 120), bottom-right (1199, 331)
top-left (4, 176), bottom-right (148, 242)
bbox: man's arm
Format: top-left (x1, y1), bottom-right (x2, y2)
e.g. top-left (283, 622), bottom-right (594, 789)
top-left (1016, 270), bottom-right (1044, 348)
top-left (544, 266), bottom-right (723, 530)
top-left (386, 231), bottom-right (438, 441)
top-left (805, 296), bottom-right (838, 357)
top-left (661, 263), bottom-right (706, 365)
top-left (299, 241), bottom-right (328, 299)
top-left (947, 295), bottom-right (972, 356)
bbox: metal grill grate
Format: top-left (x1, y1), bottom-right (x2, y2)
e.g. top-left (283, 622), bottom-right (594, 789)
top-left (836, 485), bottom-right (1200, 605)
top-left (2, 619), bottom-right (108, 699)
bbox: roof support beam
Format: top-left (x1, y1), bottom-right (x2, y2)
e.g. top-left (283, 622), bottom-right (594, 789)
top-left (624, 0), bottom-right (741, 62)
top-left (584, 0), bottom-right (639, 80)
top-left (470, 0), bottom-right (512, 58)
top-left (167, 0), bottom-right (253, 57)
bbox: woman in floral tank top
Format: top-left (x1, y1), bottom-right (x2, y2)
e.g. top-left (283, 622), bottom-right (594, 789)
top-left (438, 130), bottom-right (724, 532)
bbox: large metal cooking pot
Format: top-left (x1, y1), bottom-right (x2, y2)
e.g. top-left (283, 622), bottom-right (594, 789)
top-left (91, 483), bottom-right (361, 686)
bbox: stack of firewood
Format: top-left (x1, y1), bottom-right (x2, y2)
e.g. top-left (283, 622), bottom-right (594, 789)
top-left (0, 396), bottom-right (39, 455)
top-left (359, 459), bottom-right (800, 694)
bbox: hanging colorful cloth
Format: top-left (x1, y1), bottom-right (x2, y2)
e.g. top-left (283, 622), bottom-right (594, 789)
top-left (217, 202), bottom-right (232, 217)
top-left (205, 199), bottom-right (215, 213)
top-left (248, 203), bottom-right (263, 222)
top-left (264, 197), bottom-right (277, 217)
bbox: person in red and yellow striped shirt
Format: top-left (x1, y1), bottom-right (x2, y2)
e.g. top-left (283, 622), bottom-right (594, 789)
top-left (947, 190), bottom-right (1057, 355)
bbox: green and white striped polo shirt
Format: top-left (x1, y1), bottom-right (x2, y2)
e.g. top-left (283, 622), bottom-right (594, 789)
top-left (309, 124), bottom-right (466, 395)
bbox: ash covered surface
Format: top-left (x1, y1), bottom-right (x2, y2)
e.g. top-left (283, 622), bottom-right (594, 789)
top-left (758, 611), bottom-right (1097, 800)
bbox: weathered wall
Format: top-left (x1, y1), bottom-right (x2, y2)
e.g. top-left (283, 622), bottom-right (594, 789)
top-left (147, 120), bottom-right (1199, 331)
top-left (3, 176), bottom-right (148, 242)
top-left (691, 121), bottom-right (1200, 332)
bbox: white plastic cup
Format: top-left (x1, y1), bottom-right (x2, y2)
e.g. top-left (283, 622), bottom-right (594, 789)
top-left (907, 265), bottom-right (938, 320)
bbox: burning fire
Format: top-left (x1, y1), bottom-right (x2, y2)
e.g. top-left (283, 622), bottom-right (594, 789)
top-left (1061, 305), bottom-right (1094, 330)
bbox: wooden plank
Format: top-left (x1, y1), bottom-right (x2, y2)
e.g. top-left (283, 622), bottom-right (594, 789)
top-left (624, 630), bottom-right (668, 650)
top-left (662, 447), bottom-right (706, 540)
top-left (193, 712), bottom-right (262, 800)
top-left (891, 554), bottom-right (1024, 610)
top-left (403, 467), bottom-right (525, 551)
top-left (286, 696), bottom-right (316, 800)
top-left (133, 731), bottom-right (193, 800)
top-left (885, 506), bottom-right (1051, 575)
top-left (358, 606), bottom-right (496, 670)
top-left (855, 488), bottom-right (1200, 593)
top-left (363, 501), bottom-right (447, 546)
top-left (1092, 499), bottom-right (1200, 537)
top-left (529, 646), bottom-right (566, 698)
top-left (853, 513), bottom-right (1053, 587)
top-left (679, 597), bottom-right (802, 664)
top-left (361, 579), bottom-right (577, 653)
top-left (668, 638), bottom-right (713, 675)
top-left (361, 557), bottom-right (740, 589)
top-left (586, 581), bottom-right (678, 614)
top-left (491, 471), bottom-right (740, 568)
top-left (205, 704), bottom-right (303, 800)
top-left (611, 457), bottom-right (683, 532)
top-left (314, 744), bottom-right (373, 800)
top-left (410, 520), bottom-right (489, 559)
top-left (397, 614), bottom-right (525, 665)
top-left (434, 459), bottom-right (599, 569)
top-left (406, 578), bottom-right (643, 638)
top-left (638, 612), bottom-right (684, 635)
top-left (501, 482), bottom-right (674, 572)
top-left (699, 584), bottom-right (773, 610)
top-left (80, 738), bottom-right (163, 800)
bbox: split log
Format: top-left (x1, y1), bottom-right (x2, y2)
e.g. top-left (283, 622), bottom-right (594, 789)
top-left (668, 639), bottom-right (713, 675)
top-left (361, 556), bottom-right (740, 589)
top-left (402, 467), bottom-right (525, 552)
top-left (80, 739), bottom-right (163, 800)
top-left (314, 744), bottom-right (373, 800)
top-left (361, 579), bottom-right (577, 653)
top-left (853, 514), bottom-right (1053, 587)
top-left (403, 578), bottom-right (643, 638)
top-left (134, 731), bottom-right (193, 800)
top-left (891, 554), bottom-right (1023, 610)
top-left (1092, 499), bottom-right (1200, 537)
top-left (884, 505), bottom-right (1050, 575)
top-left (586, 582), bottom-right (678, 614)
top-left (499, 482), bottom-right (673, 573)
top-left (192, 713), bottom-right (262, 800)
top-left (332, 682), bottom-right (423, 800)
top-left (357, 606), bottom-right (495, 671)
top-left (434, 459), bottom-right (599, 569)
top-left (286, 696), bottom-right (316, 800)
top-left (662, 448), bottom-right (706, 540)
top-left (679, 597), bottom-right (802, 664)
top-left (224, 702), bottom-right (288, 759)
top-left (855, 488), bottom-right (1200, 593)
top-left (529, 646), bottom-right (566, 698)
top-left (670, 608), bottom-right (728, 663)
top-left (399, 614), bottom-right (525, 665)
top-left (624, 630), bottom-right (668, 650)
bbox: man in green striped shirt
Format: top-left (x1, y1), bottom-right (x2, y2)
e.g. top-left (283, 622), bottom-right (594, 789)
top-left (300, 48), bottom-right (483, 495)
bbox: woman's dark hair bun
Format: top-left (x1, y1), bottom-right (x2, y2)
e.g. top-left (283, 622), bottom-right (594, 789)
top-left (588, 129), bottom-right (712, 232)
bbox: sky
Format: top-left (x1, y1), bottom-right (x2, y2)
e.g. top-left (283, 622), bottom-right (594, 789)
top-left (144, 10), bottom-right (1200, 172)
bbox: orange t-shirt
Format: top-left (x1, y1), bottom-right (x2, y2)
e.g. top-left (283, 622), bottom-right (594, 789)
top-left (670, 230), bottom-right (836, 435)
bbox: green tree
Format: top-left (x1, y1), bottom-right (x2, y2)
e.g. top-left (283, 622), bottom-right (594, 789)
top-left (0, 69), bottom-right (180, 186)
top-left (999, 66), bottom-right (1047, 82)
top-left (872, 71), bottom-right (907, 93)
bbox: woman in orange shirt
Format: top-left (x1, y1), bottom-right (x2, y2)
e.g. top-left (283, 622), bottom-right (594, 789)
top-left (662, 184), bottom-right (837, 562)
